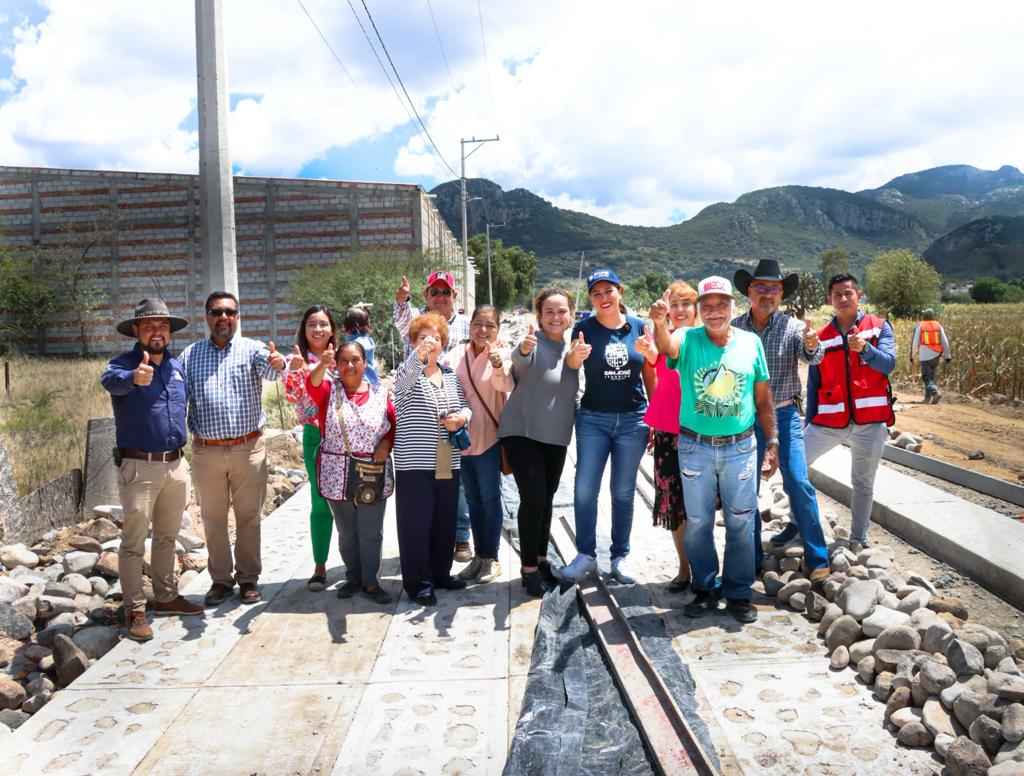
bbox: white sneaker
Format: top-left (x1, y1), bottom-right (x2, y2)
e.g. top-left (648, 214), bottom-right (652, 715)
top-left (560, 553), bottom-right (597, 582)
top-left (611, 556), bottom-right (636, 584)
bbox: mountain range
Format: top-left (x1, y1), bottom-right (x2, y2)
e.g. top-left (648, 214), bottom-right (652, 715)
top-left (430, 164), bottom-right (1024, 283)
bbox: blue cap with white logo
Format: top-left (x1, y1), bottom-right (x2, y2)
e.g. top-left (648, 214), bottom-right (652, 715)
top-left (586, 268), bottom-right (621, 291)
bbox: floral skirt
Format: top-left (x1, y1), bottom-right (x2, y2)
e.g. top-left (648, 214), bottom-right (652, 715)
top-left (652, 430), bottom-right (686, 531)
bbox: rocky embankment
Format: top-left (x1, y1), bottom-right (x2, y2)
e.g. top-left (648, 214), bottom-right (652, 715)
top-left (759, 481), bottom-right (1024, 773)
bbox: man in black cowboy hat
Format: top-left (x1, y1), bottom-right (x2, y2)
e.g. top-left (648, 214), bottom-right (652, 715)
top-left (100, 299), bottom-right (204, 642)
top-left (732, 260), bottom-right (830, 584)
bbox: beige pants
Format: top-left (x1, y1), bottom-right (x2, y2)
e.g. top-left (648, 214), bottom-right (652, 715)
top-left (118, 456), bottom-right (189, 613)
top-left (190, 436), bottom-right (267, 586)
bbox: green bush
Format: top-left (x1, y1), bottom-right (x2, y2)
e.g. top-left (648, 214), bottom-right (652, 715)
top-left (865, 249), bottom-right (941, 318)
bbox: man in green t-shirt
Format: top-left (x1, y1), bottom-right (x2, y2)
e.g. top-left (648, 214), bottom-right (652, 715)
top-left (652, 275), bottom-right (778, 623)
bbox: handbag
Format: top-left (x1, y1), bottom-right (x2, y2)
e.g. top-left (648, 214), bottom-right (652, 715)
top-left (449, 426), bottom-right (473, 450)
top-left (462, 346), bottom-right (513, 475)
top-left (346, 456), bottom-right (386, 505)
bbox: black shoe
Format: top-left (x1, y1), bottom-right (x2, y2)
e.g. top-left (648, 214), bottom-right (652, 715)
top-left (666, 576), bottom-right (690, 594)
top-left (725, 598), bottom-right (758, 623)
top-left (683, 590), bottom-right (721, 618)
top-left (435, 576), bottom-right (467, 591)
top-left (203, 583), bottom-right (234, 606)
top-left (522, 571), bottom-right (547, 597)
top-left (362, 586), bottom-right (393, 604)
top-left (335, 580), bottom-right (361, 599)
top-left (537, 561), bottom-right (558, 588)
top-left (413, 592), bottom-right (437, 607)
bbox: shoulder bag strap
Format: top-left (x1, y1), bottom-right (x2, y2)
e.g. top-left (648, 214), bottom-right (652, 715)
top-left (463, 345), bottom-right (500, 429)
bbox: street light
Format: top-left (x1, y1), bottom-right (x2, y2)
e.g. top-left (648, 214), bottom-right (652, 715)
top-left (485, 222), bottom-right (505, 306)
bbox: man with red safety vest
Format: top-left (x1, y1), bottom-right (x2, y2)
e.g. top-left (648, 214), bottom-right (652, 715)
top-left (910, 308), bottom-right (951, 404)
top-left (802, 273), bottom-right (896, 555)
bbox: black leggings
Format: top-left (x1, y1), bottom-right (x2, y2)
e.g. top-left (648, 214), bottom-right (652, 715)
top-left (502, 436), bottom-right (568, 568)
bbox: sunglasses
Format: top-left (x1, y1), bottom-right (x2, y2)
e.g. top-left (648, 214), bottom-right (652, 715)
top-left (752, 284), bottom-right (783, 295)
top-left (208, 308), bottom-right (239, 317)
top-left (428, 288), bottom-right (453, 297)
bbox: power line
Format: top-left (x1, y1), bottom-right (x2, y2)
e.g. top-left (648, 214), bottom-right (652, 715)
top-left (357, 0), bottom-right (459, 179)
top-left (425, 0), bottom-right (457, 93)
top-left (476, 0), bottom-right (499, 132)
top-left (295, 0), bottom-right (363, 98)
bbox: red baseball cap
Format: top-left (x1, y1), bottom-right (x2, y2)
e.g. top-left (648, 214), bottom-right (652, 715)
top-left (427, 270), bottom-right (456, 291)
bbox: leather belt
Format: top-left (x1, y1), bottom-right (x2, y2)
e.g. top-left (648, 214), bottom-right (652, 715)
top-left (678, 425), bottom-right (755, 447)
top-left (121, 448), bottom-right (182, 462)
top-left (775, 397), bottom-right (799, 410)
top-left (193, 429), bottom-right (261, 447)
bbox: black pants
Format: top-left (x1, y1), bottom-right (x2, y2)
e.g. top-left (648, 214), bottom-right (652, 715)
top-left (395, 469), bottom-right (461, 598)
top-left (502, 436), bottom-right (568, 568)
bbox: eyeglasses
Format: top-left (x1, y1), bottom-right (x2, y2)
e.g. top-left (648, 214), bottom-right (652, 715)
top-left (207, 308), bottom-right (239, 317)
top-left (428, 288), bottom-right (453, 297)
top-left (752, 284), bottom-right (783, 295)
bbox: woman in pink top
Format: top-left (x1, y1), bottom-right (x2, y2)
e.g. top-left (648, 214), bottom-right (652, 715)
top-left (636, 281), bottom-right (698, 593)
top-left (446, 305), bottom-right (514, 583)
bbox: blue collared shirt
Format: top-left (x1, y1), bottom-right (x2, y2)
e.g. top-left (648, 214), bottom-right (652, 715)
top-left (180, 335), bottom-right (279, 439)
top-left (100, 344), bottom-right (188, 452)
top-left (806, 311), bottom-right (896, 419)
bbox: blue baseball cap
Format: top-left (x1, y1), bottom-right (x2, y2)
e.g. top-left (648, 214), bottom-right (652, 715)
top-left (586, 268), bottom-right (621, 290)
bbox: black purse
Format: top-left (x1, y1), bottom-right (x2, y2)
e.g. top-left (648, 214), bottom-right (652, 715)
top-left (449, 426), bottom-right (472, 450)
top-left (346, 456), bottom-right (386, 505)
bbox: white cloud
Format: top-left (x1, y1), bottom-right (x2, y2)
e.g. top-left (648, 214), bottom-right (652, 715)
top-left (1, 1), bottom-right (1022, 225)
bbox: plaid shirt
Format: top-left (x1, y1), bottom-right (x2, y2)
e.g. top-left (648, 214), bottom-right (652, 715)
top-left (392, 300), bottom-right (471, 358)
top-left (180, 335), bottom-right (279, 439)
top-left (732, 310), bottom-right (823, 404)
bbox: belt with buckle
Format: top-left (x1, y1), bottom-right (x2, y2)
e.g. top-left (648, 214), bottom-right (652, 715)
top-left (678, 425), bottom-right (755, 447)
top-left (121, 448), bottom-right (182, 462)
top-left (193, 429), bottom-right (261, 447)
top-left (775, 397), bottom-right (799, 410)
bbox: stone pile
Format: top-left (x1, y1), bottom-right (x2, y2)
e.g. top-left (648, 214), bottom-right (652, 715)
top-left (759, 480), bottom-right (1024, 773)
top-left (268, 461), bottom-right (306, 509)
top-left (0, 505), bottom-right (208, 733)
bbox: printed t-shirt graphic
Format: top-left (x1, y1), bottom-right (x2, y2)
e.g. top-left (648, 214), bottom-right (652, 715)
top-left (572, 314), bottom-right (648, 413)
top-left (694, 363), bottom-right (746, 419)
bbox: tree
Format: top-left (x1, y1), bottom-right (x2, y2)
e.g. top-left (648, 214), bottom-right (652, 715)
top-left (783, 272), bottom-right (824, 319)
top-left (865, 249), bottom-right (941, 318)
top-left (622, 270), bottom-right (671, 314)
top-left (0, 239), bottom-right (56, 355)
top-left (971, 276), bottom-right (1024, 303)
top-left (819, 248), bottom-right (850, 286)
top-left (467, 234), bottom-right (539, 311)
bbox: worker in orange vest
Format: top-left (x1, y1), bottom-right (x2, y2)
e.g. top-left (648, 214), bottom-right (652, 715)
top-left (910, 309), bottom-right (951, 404)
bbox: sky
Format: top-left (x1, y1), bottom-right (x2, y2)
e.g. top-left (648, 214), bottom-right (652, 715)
top-left (1, 1), bottom-right (1023, 227)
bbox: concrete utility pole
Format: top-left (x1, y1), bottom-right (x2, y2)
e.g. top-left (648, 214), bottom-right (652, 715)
top-left (460, 136), bottom-right (499, 302)
top-left (195, 0), bottom-right (238, 302)
top-left (485, 221), bottom-right (504, 306)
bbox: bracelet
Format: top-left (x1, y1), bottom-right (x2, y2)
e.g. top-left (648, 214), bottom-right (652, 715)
top-left (766, 437), bottom-right (780, 447)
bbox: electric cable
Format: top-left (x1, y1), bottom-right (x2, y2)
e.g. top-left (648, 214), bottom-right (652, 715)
top-left (295, 0), bottom-right (363, 97)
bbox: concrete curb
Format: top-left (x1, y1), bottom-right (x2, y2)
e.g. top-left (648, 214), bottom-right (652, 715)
top-left (809, 446), bottom-right (1024, 609)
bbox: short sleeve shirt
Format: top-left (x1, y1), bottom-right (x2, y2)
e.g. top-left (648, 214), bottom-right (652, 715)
top-left (667, 326), bottom-right (768, 437)
top-left (572, 314), bottom-right (648, 413)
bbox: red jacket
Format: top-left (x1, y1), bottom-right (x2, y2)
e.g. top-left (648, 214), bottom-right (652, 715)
top-left (811, 314), bottom-right (894, 427)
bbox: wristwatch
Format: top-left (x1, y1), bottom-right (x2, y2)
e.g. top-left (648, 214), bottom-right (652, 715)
top-left (766, 437), bottom-right (780, 447)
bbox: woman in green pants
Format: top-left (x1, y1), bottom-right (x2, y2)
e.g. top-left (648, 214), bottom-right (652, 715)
top-left (283, 305), bottom-right (339, 591)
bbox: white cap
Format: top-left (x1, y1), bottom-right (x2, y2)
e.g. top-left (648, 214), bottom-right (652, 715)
top-left (697, 276), bottom-right (733, 299)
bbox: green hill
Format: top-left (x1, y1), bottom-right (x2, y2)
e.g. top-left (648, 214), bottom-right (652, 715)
top-left (923, 215), bottom-right (1024, 280)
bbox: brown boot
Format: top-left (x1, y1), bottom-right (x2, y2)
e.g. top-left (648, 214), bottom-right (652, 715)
top-left (453, 541), bottom-right (472, 563)
top-left (127, 610), bottom-right (153, 642)
top-left (153, 596), bottom-right (204, 617)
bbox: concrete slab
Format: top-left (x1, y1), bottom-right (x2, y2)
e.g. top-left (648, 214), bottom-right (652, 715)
top-left (331, 679), bottom-right (509, 776)
top-left (810, 446), bottom-right (1024, 607)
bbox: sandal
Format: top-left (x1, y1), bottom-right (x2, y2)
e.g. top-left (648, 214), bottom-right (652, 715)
top-left (307, 574), bottom-right (327, 592)
top-left (239, 583), bottom-right (262, 604)
top-left (667, 576), bottom-right (691, 594)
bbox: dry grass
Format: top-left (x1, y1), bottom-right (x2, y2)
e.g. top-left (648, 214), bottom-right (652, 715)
top-left (0, 355), bottom-right (111, 496)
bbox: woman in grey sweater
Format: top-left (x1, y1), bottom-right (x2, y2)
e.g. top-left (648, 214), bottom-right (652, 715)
top-left (499, 287), bottom-right (590, 595)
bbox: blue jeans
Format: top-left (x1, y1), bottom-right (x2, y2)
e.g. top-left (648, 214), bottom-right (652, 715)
top-left (755, 405), bottom-right (829, 572)
top-left (461, 442), bottom-right (504, 559)
top-left (573, 408), bottom-right (649, 559)
top-left (455, 483), bottom-right (470, 543)
top-left (678, 433), bottom-right (757, 600)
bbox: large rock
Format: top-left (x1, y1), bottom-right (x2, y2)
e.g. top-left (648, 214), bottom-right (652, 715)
top-left (948, 639), bottom-right (986, 677)
top-left (891, 706), bottom-right (923, 728)
top-left (954, 690), bottom-right (986, 729)
top-left (969, 715), bottom-right (1004, 757)
top-left (21, 691), bottom-right (49, 714)
top-left (923, 620), bottom-right (954, 655)
top-left (945, 736), bottom-right (992, 775)
top-left (0, 677), bottom-right (27, 710)
top-left (825, 615), bottom-right (862, 652)
top-left (71, 626), bottom-right (120, 660)
top-left (42, 581), bottom-right (76, 599)
top-left (35, 595), bottom-right (78, 619)
top-left (0, 602), bottom-right (34, 640)
top-left (63, 551), bottom-right (99, 576)
top-left (0, 544), bottom-right (39, 570)
top-left (849, 638), bottom-right (876, 665)
top-left (1004, 704), bottom-right (1024, 744)
top-left (83, 517), bottom-right (120, 543)
top-left (922, 698), bottom-right (957, 738)
top-left (897, 721), bottom-right (934, 747)
top-left (994, 738), bottom-right (1024, 765)
top-left (886, 685), bottom-right (911, 716)
top-left (94, 550), bottom-right (119, 578)
top-left (818, 603), bottom-right (843, 635)
top-left (929, 595), bottom-right (970, 620)
top-left (176, 530), bottom-right (205, 551)
top-left (805, 591), bottom-right (829, 622)
top-left (989, 760), bottom-right (1024, 775)
top-left (861, 606), bottom-right (911, 638)
top-left (778, 578), bottom-right (811, 605)
top-left (830, 645), bottom-right (850, 669)
top-left (35, 614), bottom-right (76, 648)
top-left (836, 579), bottom-right (883, 621)
top-left (52, 634), bottom-right (90, 686)
top-left (857, 656), bottom-right (876, 684)
top-left (897, 588), bottom-right (931, 614)
top-left (68, 534), bottom-right (103, 554)
top-left (873, 625), bottom-right (921, 652)
top-left (874, 671), bottom-right (894, 702)
top-left (62, 574), bottom-right (93, 596)
top-left (920, 660), bottom-right (958, 695)
top-left (0, 708), bottom-right (30, 730)
top-left (991, 673), bottom-right (1024, 702)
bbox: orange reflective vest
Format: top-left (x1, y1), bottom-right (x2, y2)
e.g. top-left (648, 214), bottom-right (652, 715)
top-left (811, 314), bottom-right (895, 428)
top-left (918, 320), bottom-right (943, 353)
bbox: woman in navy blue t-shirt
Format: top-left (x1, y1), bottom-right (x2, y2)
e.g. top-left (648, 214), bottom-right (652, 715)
top-left (561, 269), bottom-right (654, 584)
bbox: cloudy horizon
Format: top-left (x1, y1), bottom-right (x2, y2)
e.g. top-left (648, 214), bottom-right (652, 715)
top-left (1, 1), bottom-right (1022, 227)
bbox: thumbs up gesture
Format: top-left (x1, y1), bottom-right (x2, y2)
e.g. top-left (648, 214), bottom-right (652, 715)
top-left (289, 344), bottom-right (305, 372)
top-left (635, 330), bottom-right (657, 363)
top-left (847, 328), bottom-right (866, 353)
top-left (802, 318), bottom-right (819, 351)
top-left (519, 323), bottom-right (538, 356)
top-left (567, 331), bottom-right (592, 368)
top-left (267, 341), bottom-right (286, 372)
top-left (396, 275), bottom-right (411, 303)
top-left (485, 342), bottom-right (504, 369)
top-left (133, 350), bottom-right (154, 386)
top-left (320, 343), bottom-right (336, 371)
top-left (649, 291), bottom-right (670, 325)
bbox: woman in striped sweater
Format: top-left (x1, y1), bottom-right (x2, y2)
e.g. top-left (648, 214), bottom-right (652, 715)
top-left (393, 313), bottom-right (473, 606)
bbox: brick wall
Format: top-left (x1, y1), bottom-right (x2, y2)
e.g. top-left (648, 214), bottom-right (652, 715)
top-left (0, 165), bottom-right (468, 354)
